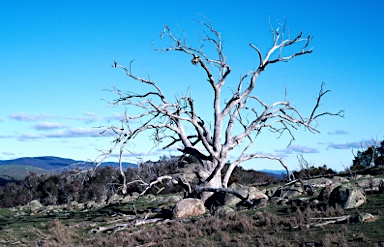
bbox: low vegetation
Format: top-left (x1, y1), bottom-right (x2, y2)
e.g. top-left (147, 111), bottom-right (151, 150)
top-left (0, 185), bottom-right (384, 246)
top-left (0, 141), bottom-right (384, 246)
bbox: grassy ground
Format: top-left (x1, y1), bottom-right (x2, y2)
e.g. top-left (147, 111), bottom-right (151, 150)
top-left (1, 191), bottom-right (384, 246)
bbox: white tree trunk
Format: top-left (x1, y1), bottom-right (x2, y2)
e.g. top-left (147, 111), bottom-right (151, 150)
top-left (200, 173), bottom-right (222, 203)
top-left (197, 162), bottom-right (223, 202)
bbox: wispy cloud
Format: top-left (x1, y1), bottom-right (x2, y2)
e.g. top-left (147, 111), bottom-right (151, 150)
top-left (9, 112), bottom-right (53, 122)
top-left (0, 134), bottom-right (14, 139)
top-left (16, 126), bottom-right (107, 141)
top-left (2, 151), bottom-right (15, 156)
top-left (45, 127), bottom-right (104, 138)
top-left (68, 111), bottom-right (99, 124)
top-left (18, 133), bottom-right (44, 141)
top-left (104, 113), bottom-right (125, 123)
top-left (0, 117), bottom-right (4, 123)
top-left (327, 129), bottom-right (349, 135)
top-left (33, 121), bottom-right (66, 131)
top-left (275, 145), bottom-right (319, 155)
top-left (327, 140), bottom-right (375, 150)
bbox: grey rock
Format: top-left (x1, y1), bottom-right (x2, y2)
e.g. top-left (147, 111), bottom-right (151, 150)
top-left (306, 178), bottom-right (333, 188)
top-left (172, 198), bottom-right (205, 219)
top-left (212, 205), bottom-right (235, 218)
top-left (353, 212), bottom-right (376, 223)
top-left (224, 183), bottom-right (268, 207)
top-left (357, 177), bottom-right (383, 191)
top-left (279, 182), bottom-right (304, 199)
top-left (264, 186), bottom-right (280, 198)
top-left (318, 182), bottom-right (341, 201)
top-left (329, 184), bottom-right (366, 209)
top-left (331, 176), bottom-right (349, 183)
top-left (27, 200), bottom-right (43, 212)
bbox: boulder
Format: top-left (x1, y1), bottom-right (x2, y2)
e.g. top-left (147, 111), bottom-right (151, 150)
top-left (263, 186), bottom-right (280, 198)
top-left (357, 177), bottom-right (383, 192)
top-left (329, 184), bottom-right (366, 209)
top-left (353, 213), bottom-right (377, 223)
top-left (306, 178), bottom-right (333, 188)
top-left (212, 205), bottom-right (235, 218)
top-left (224, 183), bottom-right (268, 207)
top-left (331, 176), bottom-right (349, 183)
top-left (318, 182), bottom-right (341, 201)
top-left (278, 182), bottom-right (304, 199)
top-left (27, 200), bottom-right (43, 212)
top-left (172, 198), bottom-right (206, 219)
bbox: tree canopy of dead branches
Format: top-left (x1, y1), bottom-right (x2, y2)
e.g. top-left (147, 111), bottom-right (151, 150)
top-left (94, 17), bottom-right (343, 201)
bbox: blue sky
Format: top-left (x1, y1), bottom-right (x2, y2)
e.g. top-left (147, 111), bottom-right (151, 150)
top-left (0, 1), bottom-right (383, 171)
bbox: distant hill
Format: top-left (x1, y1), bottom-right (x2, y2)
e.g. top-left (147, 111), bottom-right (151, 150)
top-left (0, 156), bottom-right (137, 180)
top-left (0, 156), bottom-right (82, 170)
top-left (259, 169), bottom-right (286, 179)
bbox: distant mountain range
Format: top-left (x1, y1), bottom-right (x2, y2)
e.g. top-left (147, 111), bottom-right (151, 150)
top-left (0, 156), bottom-right (285, 182)
top-left (0, 156), bottom-right (137, 180)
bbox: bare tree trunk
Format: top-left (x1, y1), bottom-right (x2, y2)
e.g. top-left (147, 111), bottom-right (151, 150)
top-left (200, 171), bottom-right (222, 203)
top-left (196, 160), bottom-right (224, 202)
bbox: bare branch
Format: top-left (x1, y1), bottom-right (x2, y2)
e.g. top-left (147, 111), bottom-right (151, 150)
top-left (95, 18), bottom-right (342, 203)
top-left (138, 175), bottom-right (177, 196)
top-left (308, 82), bottom-right (345, 124)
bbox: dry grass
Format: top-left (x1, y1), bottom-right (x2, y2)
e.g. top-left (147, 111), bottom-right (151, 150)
top-left (78, 211), bottom-right (310, 246)
top-left (2, 192), bottom-right (384, 246)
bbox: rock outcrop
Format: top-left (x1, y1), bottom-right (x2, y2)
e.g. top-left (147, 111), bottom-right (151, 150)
top-left (328, 184), bottom-right (366, 209)
top-left (224, 183), bottom-right (268, 206)
top-left (276, 181), bottom-right (304, 199)
top-left (318, 183), bottom-right (341, 202)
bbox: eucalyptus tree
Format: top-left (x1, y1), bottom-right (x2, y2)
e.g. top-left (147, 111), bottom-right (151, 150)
top-left (96, 18), bottom-right (343, 202)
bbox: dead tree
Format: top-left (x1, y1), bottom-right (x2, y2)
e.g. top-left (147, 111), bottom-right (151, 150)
top-left (95, 18), bottom-right (343, 202)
